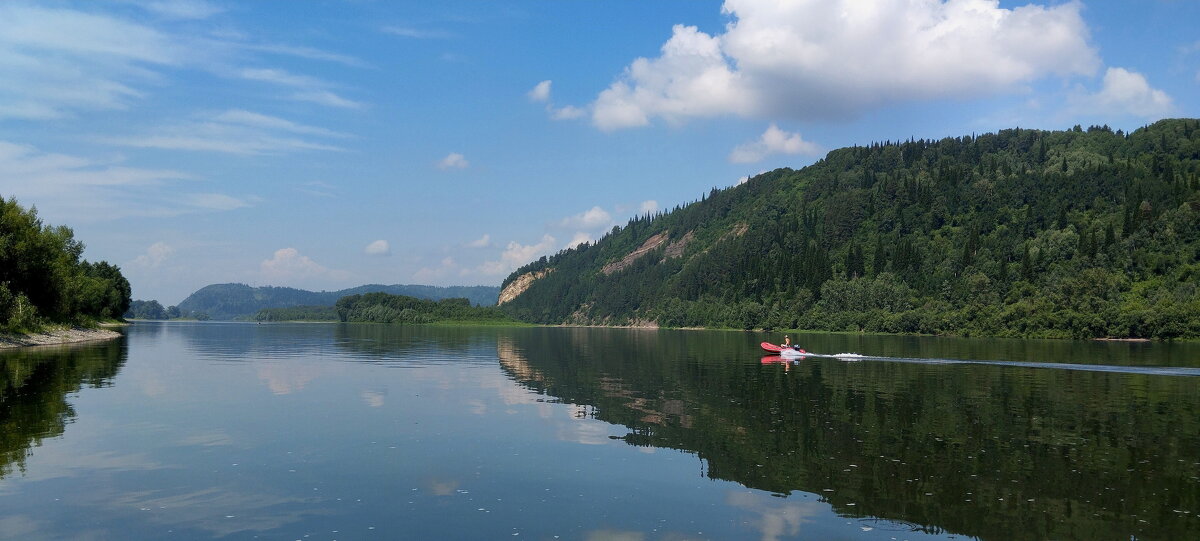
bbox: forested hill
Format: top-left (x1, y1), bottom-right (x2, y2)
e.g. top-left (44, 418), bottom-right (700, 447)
top-left (500, 119), bottom-right (1200, 339)
top-left (177, 283), bottom-right (500, 320)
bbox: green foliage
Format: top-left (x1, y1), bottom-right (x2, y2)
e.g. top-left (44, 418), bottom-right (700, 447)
top-left (253, 305), bottom-right (339, 322)
top-left (335, 293), bottom-right (515, 325)
top-left (501, 119), bottom-right (1200, 339)
top-left (0, 197), bottom-right (132, 331)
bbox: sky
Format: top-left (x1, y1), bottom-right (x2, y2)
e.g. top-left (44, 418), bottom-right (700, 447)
top-left (0, 0), bottom-right (1197, 305)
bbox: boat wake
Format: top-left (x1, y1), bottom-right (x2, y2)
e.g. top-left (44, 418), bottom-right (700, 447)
top-left (796, 352), bottom-right (1200, 377)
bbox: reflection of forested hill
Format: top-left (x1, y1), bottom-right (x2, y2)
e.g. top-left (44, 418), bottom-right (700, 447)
top-left (494, 329), bottom-right (1200, 541)
top-left (177, 283), bottom-right (501, 320)
top-left (0, 339), bottom-right (127, 479)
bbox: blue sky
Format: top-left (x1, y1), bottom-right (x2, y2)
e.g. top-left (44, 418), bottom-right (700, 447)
top-left (0, 0), bottom-right (1196, 304)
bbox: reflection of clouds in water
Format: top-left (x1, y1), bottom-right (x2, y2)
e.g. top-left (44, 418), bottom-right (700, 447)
top-left (556, 418), bottom-right (612, 446)
top-left (584, 530), bottom-right (645, 541)
top-left (426, 479), bottom-right (459, 496)
top-left (361, 389), bottom-right (386, 408)
top-left (138, 373), bottom-right (168, 397)
top-left (107, 486), bottom-right (317, 538)
top-left (177, 431), bottom-right (234, 447)
top-left (0, 515), bottom-right (42, 538)
top-left (256, 362), bottom-right (324, 395)
top-left (726, 490), bottom-right (822, 541)
top-left (467, 398), bottom-right (487, 415)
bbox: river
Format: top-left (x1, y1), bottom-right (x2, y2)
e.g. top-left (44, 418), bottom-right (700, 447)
top-left (1, 322), bottom-right (1197, 540)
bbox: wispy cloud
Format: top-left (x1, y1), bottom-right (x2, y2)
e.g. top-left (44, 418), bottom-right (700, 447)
top-left (139, 0), bottom-right (224, 20)
top-left (0, 4), bottom-right (182, 119)
top-left (0, 140), bottom-right (251, 222)
top-left (132, 241), bottom-right (175, 269)
top-left (382, 26), bottom-right (455, 40)
top-left (102, 110), bottom-right (346, 155)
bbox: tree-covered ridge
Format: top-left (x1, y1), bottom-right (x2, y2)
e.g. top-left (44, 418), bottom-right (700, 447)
top-left (176, 283), bottom-right (501, 320)
top-left (253, 305), bottom-right (338, 322)
top-left (335, 293), bottom-right (516, 325)
top-left (1, 197), bottom-right (131, 332)
top-left (501, 119), bottom-right (1200, 339)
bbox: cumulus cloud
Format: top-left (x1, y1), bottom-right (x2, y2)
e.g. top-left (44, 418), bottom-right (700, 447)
top-left (529, 79), bottom-right (587, 120)
top-left (559, 206), bottom-right (613, 229)
top-left (729, 124), bottom-right (821, 163)
top-left (466, 234), bottom-right (491, 248)
top-left (1070, 67), bottom-right (1173, 119)
top-left (528, 80), bottom-right (552, 102)
top-left (438, 152), bottom-right (470, 170)
top-left (364, 239), bottom-right (390, 256)
top-left (565, 232), bottom-right (593, 249)
top-left (478, 235), bottom-right (557, 276)
top-left (591, 0), bottom-right (1099, 130)
top-left (413, 256), bottom-right (459, 283)
top-left (259, 248), bottom-right (349, 285)
top-left (639, 200), bottom-right (658, 214)
top-left (132, 241), bottom-right (175, 268)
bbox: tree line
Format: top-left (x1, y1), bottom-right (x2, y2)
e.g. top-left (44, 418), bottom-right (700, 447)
top-left (335, 292), bottom-right (515, 325)
top-left (1, 197), bottom-right (131, 332)
top-left (501, 119), bottom-right (1200, 339)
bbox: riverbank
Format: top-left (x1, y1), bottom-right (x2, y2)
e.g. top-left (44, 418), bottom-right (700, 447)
top-left (0, 326), bottom-right (122, 349)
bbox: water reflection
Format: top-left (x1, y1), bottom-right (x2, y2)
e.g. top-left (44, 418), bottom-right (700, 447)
top-left (492, 327), bottom-right (1200, 541)
top-left (0, 339), bottom-right (127, 481)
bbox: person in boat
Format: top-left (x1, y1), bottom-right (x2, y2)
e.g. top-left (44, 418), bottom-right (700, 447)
top-left (782, 335), bottom-right (791, 348)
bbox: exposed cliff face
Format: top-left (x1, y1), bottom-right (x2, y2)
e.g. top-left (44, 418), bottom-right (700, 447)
top-left (601, 231), bottom-right (670, 275)
top-left (498, 268), bottom-right (552, 305)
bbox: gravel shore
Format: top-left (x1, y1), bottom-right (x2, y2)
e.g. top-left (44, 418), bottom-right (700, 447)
top-left (0, 327), bottom-right (122, 349)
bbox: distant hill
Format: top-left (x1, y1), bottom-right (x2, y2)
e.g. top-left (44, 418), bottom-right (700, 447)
top-left (176, 283), bottom-right (500, 320)
top-left (499, 119), bottom-right (1200, 339)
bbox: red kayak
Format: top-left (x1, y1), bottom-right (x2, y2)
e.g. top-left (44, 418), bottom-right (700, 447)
top-left (761, 342), bottom-right (806, 355)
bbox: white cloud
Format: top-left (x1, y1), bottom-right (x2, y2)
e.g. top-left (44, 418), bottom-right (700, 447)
top-left (639, 200), bottom-right (658, 214)
top-left (1070, 67), bottom-right (1173, 119)
top-left (132, 241), bottom-right (175, 268)
top-left (559, 206), bottom-right (613, 229)
top-left (528, 80), bottom-right (552, 102)
top-left (550, 105), bottom-right (586, 120)
top-left (259, 248), bottom-right (349, 285)
top-left (364, 239), bottom-right (391, 256)
top-left (438, 152), bottom-right (470, 170)
top-left (729, 124), bottom-right (820, 163)
top-left (565, 232), bottom-right (593, 249)
top-left (466, 234), bottom-right (491, 248)
top-left (478, 235), bottom-right (557, 276)
top-left (591, 0), bottom-right (1098, 129)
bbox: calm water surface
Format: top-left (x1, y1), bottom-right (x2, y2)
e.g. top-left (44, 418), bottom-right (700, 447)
top-left (1, 322), bottom-right (1198, 540)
